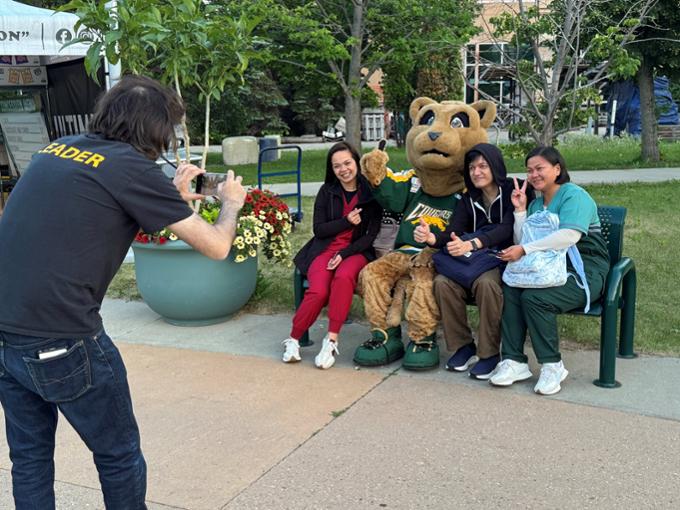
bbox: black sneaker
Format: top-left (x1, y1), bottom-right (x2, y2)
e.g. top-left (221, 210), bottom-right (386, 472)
top-left (445, 343), bottom-right (478, 372)
top-left (469, 354), bottom-right (501, 380)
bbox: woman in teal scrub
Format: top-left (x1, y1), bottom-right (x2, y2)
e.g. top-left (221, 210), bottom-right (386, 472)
top-left (490, 146), bottom-right (610, 395)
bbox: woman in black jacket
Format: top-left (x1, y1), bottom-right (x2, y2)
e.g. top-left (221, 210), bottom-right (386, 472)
top-left (282, 142), bottom-right (382, 369)
top-left (415, 143), bottom-right (532, 379)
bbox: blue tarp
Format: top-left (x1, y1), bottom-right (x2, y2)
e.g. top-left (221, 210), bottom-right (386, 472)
top-left (606, 76), bottom-right (679, 136)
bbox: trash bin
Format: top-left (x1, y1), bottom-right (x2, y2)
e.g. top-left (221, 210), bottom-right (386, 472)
top-left (258, 136), bottom-right (280, 162)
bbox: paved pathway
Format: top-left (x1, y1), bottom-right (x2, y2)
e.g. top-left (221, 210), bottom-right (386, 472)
top-left (2, 300), bottom-right (678, 509)
top-left (5, 147), bottom-right (680, 508)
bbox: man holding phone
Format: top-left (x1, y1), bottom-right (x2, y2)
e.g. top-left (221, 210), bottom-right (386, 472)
top-left (0, 75), bottom-right (245, 509)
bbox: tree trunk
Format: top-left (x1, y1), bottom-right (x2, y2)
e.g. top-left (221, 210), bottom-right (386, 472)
top-left (345, 93), bottom-right (362, 150)
top-left (344, 0), bottom-right (365, 151)
top-left (637, 57), bottom-right (659, 162)
top-left (538, 122), bottom-right (554, 147)
top-left (174, 70), bottom-right (191, 163)
top-left (201, 96), bottom-right (210, 170)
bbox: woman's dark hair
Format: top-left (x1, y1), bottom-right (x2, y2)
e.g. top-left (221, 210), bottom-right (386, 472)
top-left (525, 146), bottom-right (570, 184)
top-left (88, 75), bottom-right (185, 160)
top-left (325, 141), bottom-right (361, 184)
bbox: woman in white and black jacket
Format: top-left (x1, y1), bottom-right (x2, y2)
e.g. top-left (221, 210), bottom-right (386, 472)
top-left (282, 142), bottom-right (383, 369)
top-left (415, 143), bottom-right (532, 379)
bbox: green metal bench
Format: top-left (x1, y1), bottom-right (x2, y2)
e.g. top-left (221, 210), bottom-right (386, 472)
top-left (293, 205), bottom-right (637, 387)
top-left (566, 205), bottom-right (637, 388)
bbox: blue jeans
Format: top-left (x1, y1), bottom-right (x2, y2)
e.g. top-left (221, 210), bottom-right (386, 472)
top-left (0, 329), bottom-right (147, 509)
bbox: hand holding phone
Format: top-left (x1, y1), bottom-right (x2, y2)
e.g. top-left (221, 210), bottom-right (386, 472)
top-left (173, 163), bottom-right (205, 203)
top-left (217, 170), bottom-right (246, 208)
top-left (196, 171), bottom-right (246, 208)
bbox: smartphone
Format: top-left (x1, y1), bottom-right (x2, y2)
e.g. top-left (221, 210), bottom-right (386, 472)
top-left (195, 172), bottom-right (229, 196)
top-left (486, 248), bottom-right (503, 257)
top-left (37, 347), bottom-right (68, 360)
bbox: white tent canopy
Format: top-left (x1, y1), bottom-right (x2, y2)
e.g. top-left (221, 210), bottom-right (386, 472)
top-left (0, 0), bottom-right (90, 56)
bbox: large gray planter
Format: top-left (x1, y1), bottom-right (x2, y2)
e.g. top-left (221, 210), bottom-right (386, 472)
top-left (132, 240), bottom-right (257, 326)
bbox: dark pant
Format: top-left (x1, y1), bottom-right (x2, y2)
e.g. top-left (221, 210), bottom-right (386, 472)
top-left (433, 268), bottom-right (503, 359)
top-left (500, 271), bottom-right (605, 364)
top-left (0, 329), bottom-right (147, 510)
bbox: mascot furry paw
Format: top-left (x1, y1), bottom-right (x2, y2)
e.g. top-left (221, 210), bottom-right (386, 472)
top-left (353, 97), bottom-right (496, 370)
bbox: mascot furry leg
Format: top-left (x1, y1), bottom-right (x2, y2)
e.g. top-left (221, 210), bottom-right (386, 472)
top-left (354, 249), bottom-right (441, 369)
top-left (353, 252), bottom-right (410, 366)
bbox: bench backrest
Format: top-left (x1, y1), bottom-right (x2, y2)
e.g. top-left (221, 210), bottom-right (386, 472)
top-left (597, 205), bottom-right (626, 266)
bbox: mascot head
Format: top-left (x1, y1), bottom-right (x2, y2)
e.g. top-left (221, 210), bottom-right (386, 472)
top-left (405, 97), bottom-right (496, 197)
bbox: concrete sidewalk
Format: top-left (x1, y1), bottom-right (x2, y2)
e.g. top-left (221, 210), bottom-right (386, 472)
top-left (2, 299), bottom-right (678, 509)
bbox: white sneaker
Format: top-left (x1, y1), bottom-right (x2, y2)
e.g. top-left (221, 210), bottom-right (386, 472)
top-left (534, 361), bottom-right (568, 395)
top-left (315, 336), bottom-right (339, 369)
top-left (282, 338), bottom-right (301, 363)
top-left (489, 359), bottom-right (533, 386)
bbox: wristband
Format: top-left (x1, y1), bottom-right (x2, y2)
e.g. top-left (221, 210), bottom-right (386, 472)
top-left (470, 239), bottom-right (479, 251)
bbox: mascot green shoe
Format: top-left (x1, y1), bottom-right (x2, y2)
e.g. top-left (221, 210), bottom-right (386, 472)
top-left (402, 334), bottom-right (439, 371)
top-left (353, 327), bottom-right (405, 366)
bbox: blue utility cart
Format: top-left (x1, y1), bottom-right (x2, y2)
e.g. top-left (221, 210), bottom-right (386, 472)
top-left (257, 144), bottom-right (303, 223)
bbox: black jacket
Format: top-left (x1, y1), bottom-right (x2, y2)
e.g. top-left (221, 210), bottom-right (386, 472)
top-left (434, 143), bottom-right (534, 250)
top-left (294, 175), bottom-right (383, 274)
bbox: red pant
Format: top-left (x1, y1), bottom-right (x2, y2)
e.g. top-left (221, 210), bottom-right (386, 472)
top-left (291, 250), bottom-right (368, 339)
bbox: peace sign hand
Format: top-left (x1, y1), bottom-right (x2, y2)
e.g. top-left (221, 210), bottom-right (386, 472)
top-left (511, 177), bottom-right (528, 212)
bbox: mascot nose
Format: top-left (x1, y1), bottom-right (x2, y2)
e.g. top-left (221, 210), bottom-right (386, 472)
top-left (428, 131), bottom-right (441, 141)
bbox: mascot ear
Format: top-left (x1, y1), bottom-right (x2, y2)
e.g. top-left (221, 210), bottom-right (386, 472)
top-left (409, 97), bottom-right (436, 123)
top-left (470, 100), bottom-right (497, 129)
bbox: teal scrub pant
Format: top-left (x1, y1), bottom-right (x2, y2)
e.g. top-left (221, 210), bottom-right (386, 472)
top-left (500, 272), bottom-right (605, 364)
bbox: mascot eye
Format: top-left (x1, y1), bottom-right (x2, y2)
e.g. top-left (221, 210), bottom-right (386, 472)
top-left (450, 113), bottom-right (469, 129)
top-left (419, 110), bottom-right (435, 126)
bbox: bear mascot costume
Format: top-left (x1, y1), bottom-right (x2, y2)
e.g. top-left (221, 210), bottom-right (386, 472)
top-left (353, 96), bottom-right (496, 370)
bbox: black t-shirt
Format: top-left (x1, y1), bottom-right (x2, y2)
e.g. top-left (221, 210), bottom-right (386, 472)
top-left (0, 134), bottom-right (193, 338)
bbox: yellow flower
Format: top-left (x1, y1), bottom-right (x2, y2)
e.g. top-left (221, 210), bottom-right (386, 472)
top-left (169, 233), bottom-right (178, 241)
top-left (249, 249), bottom-right (256, 257)
top-left (235, 255), bottom-right (246, 263)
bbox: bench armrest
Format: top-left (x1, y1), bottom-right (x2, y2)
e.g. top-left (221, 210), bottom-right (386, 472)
top-left (604, 257), bottom-right (636, 309)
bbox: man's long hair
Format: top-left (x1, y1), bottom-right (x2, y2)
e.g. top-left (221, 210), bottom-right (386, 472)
top-left (88, 75), bottom-right (185, 160)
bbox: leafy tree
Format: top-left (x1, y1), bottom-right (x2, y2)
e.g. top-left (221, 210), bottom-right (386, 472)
top-left (477, 0), bottom-right (656, 146)
top-left (604, 1), bottom-right (680, 161)
top-left (383, 48), bottom-right (464, 113)
top-left (269, 0), bottom-right (479, 149)
top-left (62, 0), bottom-right (260, 167)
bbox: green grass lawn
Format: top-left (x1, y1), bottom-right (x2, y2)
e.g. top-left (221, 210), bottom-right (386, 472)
top-left (205, 137), bottom-right (680, 186)
top-left (108, 181), bottom-right (680, 356)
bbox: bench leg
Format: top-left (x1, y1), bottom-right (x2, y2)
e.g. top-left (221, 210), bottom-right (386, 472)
top-left (293, 269), bottom-right (313, 347)
top-left (618, 269), bottom-right (637, 359)
top-left (594, 303), bottom-right (621, 388)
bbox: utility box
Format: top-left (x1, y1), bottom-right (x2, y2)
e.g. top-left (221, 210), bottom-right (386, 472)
top-left (222, 136), bottom-right (258, 166)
